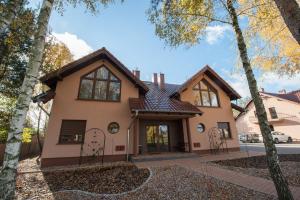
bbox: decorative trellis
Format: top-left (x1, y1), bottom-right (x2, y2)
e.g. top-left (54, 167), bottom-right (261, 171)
top-left (79, 128), bottom-right (106, 165)
top-left (208, 127), bottom-right (228, 154)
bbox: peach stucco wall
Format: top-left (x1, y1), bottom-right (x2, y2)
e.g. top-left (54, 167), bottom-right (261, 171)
top-left (42, 59), bottom-right (139, 159)
top-left (236, 94), bottom-right (300, 140)
top-left (180, 74), bottom-right (240, 151)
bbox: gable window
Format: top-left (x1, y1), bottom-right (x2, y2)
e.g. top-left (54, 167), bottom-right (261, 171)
top-left (217, 122), bottom-right (232, 139)
top-left (78, 66), bottom-right (121, 101)
top-left (269, 107), bottom-right (278, 119)
top-left (193, 79), bottom-right (219, 107)
top-left (59, 120), bottom-right (87, 144)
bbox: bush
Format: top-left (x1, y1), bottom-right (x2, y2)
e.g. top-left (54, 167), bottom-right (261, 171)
top-left (0, 128), bottom-right (33, 143)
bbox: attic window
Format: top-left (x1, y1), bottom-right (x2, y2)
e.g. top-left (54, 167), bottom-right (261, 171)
top-left (78, 66), bottom-right (121, 101)
top-left (193, 79), bottom-right (219, 107)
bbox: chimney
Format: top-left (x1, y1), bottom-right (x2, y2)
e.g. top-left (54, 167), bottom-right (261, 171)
top-left (278, 89), bottom-right (286, 94)
top-left (152, 73), bottom-right (158, 84)
top-left (158, 73), bottom-right (165, 89)
top-left (132, 70), bottom-right (140, 79)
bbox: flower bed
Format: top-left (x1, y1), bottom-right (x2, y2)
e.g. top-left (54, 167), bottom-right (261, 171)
top-left (213, 154), bottom-right (300, 187)
top-left (16, 164), bottom-right (150, 199)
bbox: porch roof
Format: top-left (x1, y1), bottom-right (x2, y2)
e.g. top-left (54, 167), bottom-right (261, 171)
top-left (129, 82), bottom-right (202, 115)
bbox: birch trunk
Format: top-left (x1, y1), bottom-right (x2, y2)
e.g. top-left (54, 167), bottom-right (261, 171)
top-left (274, 0), bottom-right (300, 45)
top-left (226, 0), bottom-right (294, 199)
top-left (0, 0), bottom-right (54, 199)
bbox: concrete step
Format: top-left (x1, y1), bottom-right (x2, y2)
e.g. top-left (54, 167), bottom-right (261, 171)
top-left (131, 152), bottom-right (200, 162)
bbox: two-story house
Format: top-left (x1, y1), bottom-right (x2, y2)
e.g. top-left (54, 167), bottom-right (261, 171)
top-left (34, 48), bottom-right (242, 167)
top-left (236, 89), bottom-right (300, 141)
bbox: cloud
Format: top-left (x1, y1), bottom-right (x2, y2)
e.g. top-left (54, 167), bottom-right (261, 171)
top-left (205, 25), bottom-right (231, 45)
top-left (222, 69), bottom-right (300, 99)
top-left (52, 32), bottom-right (93, 59)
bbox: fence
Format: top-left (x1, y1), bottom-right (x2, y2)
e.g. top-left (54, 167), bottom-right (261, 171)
top-left (0, 135), bottom-right (43, 164)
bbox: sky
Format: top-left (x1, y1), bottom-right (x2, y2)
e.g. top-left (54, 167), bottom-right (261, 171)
top-left (31, 0), bottom-right (300, 98)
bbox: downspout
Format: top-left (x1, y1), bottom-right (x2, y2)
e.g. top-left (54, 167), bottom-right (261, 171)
top-left (127, 110), bottom-right (139, 162)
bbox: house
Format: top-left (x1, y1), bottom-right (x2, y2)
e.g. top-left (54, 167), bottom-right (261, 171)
top-left (35, 48), bottom-right (242, 168)
top-left (236, 89), bottom-right (300, 140)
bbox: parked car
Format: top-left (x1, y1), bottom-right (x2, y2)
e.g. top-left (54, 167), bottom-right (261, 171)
top-left (239, 133), bottom-right (262, 143)
top-left (272, 131), bottom-right (293, 143)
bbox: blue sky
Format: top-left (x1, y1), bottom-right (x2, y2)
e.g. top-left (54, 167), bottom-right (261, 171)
top-left (31, 0), bottom-right (300, 98)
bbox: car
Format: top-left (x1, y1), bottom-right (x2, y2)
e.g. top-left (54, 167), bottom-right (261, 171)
top-left (272, 131), bottom-right (293, 143)
top-left (239, 133), bottom-right (262, 143)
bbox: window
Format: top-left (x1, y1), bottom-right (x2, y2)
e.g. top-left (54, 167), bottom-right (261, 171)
top-left (108, 122), bottom-right (120, 134)
top-left (217, 122), bottom-right (232, 139)
top-left (59, 120), bottom-right (86, 144)
top-left (269, 107), bottom-right (278, 119)
top-left (193, 79), bottom-right (219, 107)
top-left (254, 111), bottom-right (257, 118)
top-left (197, 123), bottom-right (205, 133)
top-left (78, 66), bottom-right (121, 101)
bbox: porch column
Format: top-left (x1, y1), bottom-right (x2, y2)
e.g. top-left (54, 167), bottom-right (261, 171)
top-left (133, 118), bottom-right (139, 156)
top-left (185, 118), bottom-right (192, 153)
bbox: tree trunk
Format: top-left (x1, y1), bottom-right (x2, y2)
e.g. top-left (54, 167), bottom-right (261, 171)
top-left (273, 0), bottom-right (300, 45)
top-left (0, 0), bottom-right (54, 199)
top-left (226, 0), bottom-right (294, 199)
top-left (0, 0), bottom-right (24, 36)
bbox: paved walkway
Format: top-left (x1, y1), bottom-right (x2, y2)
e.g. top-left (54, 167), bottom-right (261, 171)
top-left (135, 151), bottom-right (300, 199)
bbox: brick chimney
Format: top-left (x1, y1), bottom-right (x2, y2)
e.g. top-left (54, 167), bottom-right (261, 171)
top-left (152, 73), bottom-right (158, 85)
top-left (132, 70), bottom-right (140, 79)
top-left (158, 73), bottom-right (165, 89)
top-left (278, 89), bottom-right (286, 94)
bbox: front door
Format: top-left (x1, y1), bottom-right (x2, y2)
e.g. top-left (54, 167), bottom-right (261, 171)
top-left (146, 125), bottom-right (169, 153)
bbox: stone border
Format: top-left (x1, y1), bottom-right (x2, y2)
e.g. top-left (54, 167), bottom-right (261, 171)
top-left (42, 167), bottom-right (153, 198)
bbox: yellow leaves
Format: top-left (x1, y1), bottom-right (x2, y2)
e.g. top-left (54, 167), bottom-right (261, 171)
top-left (22, 128), bottom-right (32, 143)
top-left (240, 0), bottom-right (300, 74)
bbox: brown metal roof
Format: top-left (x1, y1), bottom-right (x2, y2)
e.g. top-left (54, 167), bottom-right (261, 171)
top-left (171, 65), bottom-right (241, 100)
top-left (129, 82), bottom-right (202, 115)
top-left (262, 90), bottom-right (300, 104)
top-left (40, 47), bottom-right (149, 93)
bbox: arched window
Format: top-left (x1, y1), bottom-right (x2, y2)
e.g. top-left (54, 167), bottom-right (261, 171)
top-left (193, 79), bottom-right (219, 107)
top-left (78, 66), bottom-right (121, 101)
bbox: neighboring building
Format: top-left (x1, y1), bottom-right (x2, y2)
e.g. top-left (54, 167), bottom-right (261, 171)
top-left (35, 48), bottom-right (242, 167)
top-left (236, 89), bottom-right (300, 140)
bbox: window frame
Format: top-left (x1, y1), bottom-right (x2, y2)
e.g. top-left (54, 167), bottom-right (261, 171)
top-left (269, 107), bottom-right (278, 119)
top-left (77, 65), bottom-right (122, 102)
top-left (58, 119), bottom-right (87, 144)
top-left (217, 122), bottom-right (232, 139)
top-left (192, 79), bottom-right (220, 107)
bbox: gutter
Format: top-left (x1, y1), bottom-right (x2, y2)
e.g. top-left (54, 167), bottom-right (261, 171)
top-left (126, 110), bottom-right (139, 162)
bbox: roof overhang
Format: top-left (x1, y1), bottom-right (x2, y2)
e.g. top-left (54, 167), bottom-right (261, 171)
top-left (171, 65), bottom-right (241, 100)
top-left (40, 47), bottom-right (149, 94)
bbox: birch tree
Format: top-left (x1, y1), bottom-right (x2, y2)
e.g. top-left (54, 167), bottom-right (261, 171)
top-left (0, 0), bottom-right (118, 199)
top-left (148, 0), bottom-right (293, 199)
top-left (0, 0), bottom-right (54, 198)
top-left (273, 0), bottom-right (300, 45)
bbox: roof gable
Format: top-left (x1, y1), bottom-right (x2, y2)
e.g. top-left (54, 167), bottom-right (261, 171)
top-left (40, 47), bottom-right (149, 93)
top-left (171, 65), bottom-right (241, 100)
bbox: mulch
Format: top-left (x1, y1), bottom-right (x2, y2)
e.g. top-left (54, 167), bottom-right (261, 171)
top-left (16, 164), bottom-right (150, 199)
top-left (212, 154), bottom-right (300, 187)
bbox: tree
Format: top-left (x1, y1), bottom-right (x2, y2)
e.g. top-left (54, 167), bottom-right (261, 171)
top-left (273, 0), bottom-right (300, 45)
top-left (238, 0), bottom-right (300, 76)
top-left (0, 0), bottom-right (24, 36)
top-left (0, 5), bottom-right (36, 98)
top-left (0, 0), bottom-right (118, 199)
top-left (148, 0), bottom-right (293, 199)
top-left (41, 36), bottom-right (73, 74)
